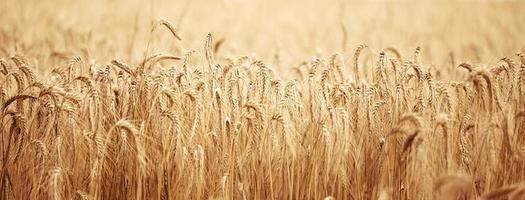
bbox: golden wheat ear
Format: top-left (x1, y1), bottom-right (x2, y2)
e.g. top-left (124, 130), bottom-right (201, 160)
top-left (152, 19), bottom-right (182, 41)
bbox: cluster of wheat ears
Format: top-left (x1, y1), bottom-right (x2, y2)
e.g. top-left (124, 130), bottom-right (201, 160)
top-left (0, 19), bottom-right (525, 199)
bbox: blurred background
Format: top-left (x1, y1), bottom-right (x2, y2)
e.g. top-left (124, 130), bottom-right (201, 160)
top-left (1, 0), bottom-right (524, 72)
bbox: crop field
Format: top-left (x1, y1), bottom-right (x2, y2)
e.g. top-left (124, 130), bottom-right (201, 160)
top-left (1, 0), bottom-right (525, 199)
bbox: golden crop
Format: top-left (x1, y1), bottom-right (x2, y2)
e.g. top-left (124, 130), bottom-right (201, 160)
top-left (1, 0), bottom-right (524, 199)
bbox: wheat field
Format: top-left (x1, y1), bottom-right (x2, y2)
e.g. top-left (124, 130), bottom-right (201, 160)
top-left (1, 0), bottom-right (525, 199)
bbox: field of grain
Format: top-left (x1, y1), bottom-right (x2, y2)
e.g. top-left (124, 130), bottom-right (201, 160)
top-left (1, 0), bottom-right (525, 199)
